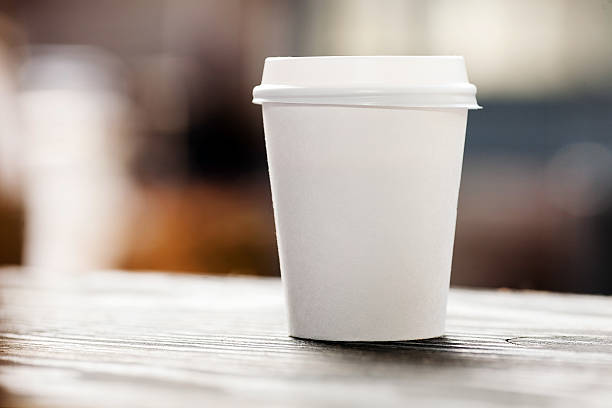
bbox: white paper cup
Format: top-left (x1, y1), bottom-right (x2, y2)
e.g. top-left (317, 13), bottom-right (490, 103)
top-left (253, 56), bottom-right (480, 341)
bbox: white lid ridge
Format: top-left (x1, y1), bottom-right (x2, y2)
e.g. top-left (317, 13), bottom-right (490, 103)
top-left (253, 56), bottom-right (480, 109)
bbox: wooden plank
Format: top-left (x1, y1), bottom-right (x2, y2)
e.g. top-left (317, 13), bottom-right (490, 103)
top-left (0, 267), bottom-right (611, 407)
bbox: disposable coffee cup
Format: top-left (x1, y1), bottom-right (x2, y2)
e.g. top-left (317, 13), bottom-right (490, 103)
top-left (253, 56), bottom-right (480, 341)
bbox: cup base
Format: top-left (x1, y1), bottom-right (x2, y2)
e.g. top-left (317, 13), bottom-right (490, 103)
top-left (288, 329), bottom-right (446, 343)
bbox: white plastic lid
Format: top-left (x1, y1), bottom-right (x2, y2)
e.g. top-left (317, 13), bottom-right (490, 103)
top-left (253, 56), bottom-right (480, 109)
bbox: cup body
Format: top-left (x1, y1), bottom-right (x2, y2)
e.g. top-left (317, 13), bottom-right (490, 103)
top-left (263, 103), bottom-right (467, 341)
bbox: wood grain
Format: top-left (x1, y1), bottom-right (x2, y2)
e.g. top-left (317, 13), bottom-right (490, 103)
top-left (1, 267), bottom-right (612, 407)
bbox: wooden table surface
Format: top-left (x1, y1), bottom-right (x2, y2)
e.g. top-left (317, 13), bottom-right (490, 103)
top-left (1, 268), bottom-right (612, 407)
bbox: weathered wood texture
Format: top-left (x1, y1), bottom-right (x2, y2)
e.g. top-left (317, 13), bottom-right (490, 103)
top-left (1, 268), bottom-right (612, 407)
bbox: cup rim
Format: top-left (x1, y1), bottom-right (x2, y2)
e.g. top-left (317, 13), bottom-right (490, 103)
top-left (254, 56), bottom-right (480, 109)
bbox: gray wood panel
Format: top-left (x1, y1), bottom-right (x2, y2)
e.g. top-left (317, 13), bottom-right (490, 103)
top-left (1, 267), bottom-right (611, 407)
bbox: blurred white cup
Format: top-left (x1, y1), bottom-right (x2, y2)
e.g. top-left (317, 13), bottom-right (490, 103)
top-left (19, 46), bottom-right (134, 271)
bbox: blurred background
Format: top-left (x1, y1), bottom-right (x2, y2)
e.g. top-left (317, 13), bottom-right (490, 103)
top-left (0, 0), bottom-right (611, 294)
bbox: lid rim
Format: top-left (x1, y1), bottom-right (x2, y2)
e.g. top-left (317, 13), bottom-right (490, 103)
top-left (254, 83), bottom-right (477, 95)
top-left (253, 101), bottom-right (482, 109)
top-left (255, 56), bottom-right (479, 109)
top-left (253, 84), bottom-right (480, 109)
